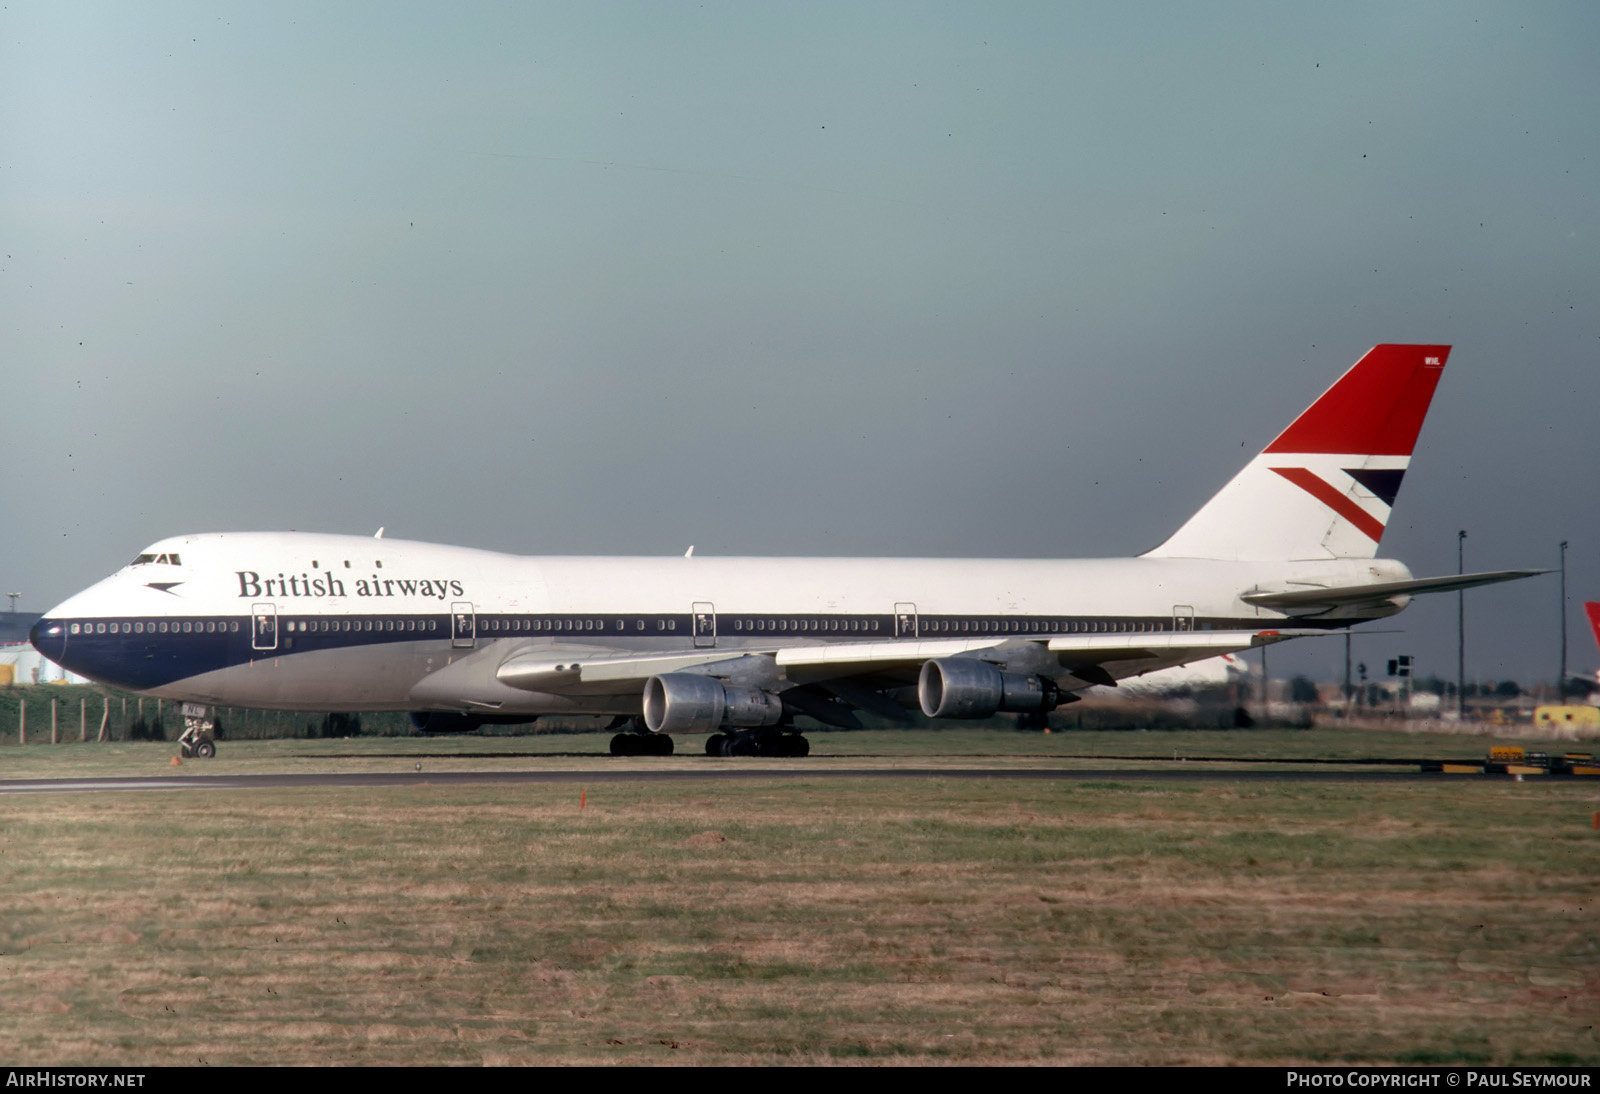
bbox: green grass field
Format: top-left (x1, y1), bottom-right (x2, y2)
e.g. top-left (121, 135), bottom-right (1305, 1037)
top-left (1, 732), bottom-right (1596, 1065)
top-left (0, 721), bottom-right (1572, 780)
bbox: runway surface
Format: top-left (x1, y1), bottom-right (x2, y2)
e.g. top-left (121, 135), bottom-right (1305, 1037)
top-left (0, 765), bottom-right (1511, 795)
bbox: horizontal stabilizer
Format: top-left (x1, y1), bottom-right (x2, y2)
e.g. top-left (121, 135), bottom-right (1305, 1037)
top-left (1241, 569), bottom-right (1546, 611)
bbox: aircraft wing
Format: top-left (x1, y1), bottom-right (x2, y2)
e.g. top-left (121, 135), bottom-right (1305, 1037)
top-left (779, 630), bottom-right (1298, 678)
top-left (494, 628), bottom-right (1309, 697)
top-left (1241, 569), bottom-right (1546, 614)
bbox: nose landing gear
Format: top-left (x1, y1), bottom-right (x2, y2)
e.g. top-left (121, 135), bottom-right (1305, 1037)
top-left (177, 704), bottom-right (217, 759)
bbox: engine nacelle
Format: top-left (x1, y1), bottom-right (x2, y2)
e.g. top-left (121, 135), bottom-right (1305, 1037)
top-left (642, 673), bottom-right (784, 733)
top-left (917, 658), bottom-right (1062, 719)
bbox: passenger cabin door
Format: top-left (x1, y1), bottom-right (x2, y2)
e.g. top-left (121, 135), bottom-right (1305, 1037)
top-left (1172, 605), bottom-right (1195, 632)
top-left (894, 602), bottom-right (918, 639)
top-left (452, 602), bottom-right (476, 649)
top-left (251, 602), bottom-right (278, 651)
top-left (692, 602), bottom-right (716, 648)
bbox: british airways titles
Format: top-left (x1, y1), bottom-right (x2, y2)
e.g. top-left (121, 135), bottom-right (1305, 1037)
top-left (235, 571), bottom-right (467, 600)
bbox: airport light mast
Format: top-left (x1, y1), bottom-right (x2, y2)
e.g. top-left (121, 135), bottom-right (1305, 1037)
top-left (1559, 540), bottom-right (1568, 699)
top-left (1457, 531), bottom-right (1466, 721)
top-left (1344, 632), bottom-right (1352, 719)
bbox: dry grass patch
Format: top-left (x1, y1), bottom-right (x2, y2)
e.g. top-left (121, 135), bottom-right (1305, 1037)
top-left (0, 775), bottom-right (1595, 1064)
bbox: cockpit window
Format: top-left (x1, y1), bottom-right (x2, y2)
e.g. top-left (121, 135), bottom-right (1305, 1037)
top-left (130, 553), bottom-right (181, 566)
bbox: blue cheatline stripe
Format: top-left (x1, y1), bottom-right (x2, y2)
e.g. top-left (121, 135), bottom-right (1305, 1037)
top-left (34, 608), bottom-right (1350, 692)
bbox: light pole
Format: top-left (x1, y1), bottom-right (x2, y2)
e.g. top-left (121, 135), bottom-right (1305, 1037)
top-left (1559, 540), bottom-right (1569, 700)
top-left (1261, 643), bottom-right (1269, 722)
top-left (1457, 531), bottom-right (1466, 721)
top-left (1344, 631), bottom-right (1352, 718)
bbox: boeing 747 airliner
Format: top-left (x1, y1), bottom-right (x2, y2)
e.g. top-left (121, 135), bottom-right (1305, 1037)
top-left (31, 345), bottom-right (1540, 756)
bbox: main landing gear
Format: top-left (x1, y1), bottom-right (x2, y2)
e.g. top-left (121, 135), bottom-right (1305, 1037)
top-left (705, 730), bottom-right (810, 758)
top-left (609, 731), bottom-right (674, 756)
top-left (605, 721), bottom-right (812, 759)
top-left (608, 716), bottom-right (819, 761)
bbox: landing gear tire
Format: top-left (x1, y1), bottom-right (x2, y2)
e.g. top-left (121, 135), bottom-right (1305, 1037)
top-left (713, 730), bottom-right (810, 758)
top-left (610, 732), bottom-right (673, 757)
top-left (767, 732), bottom-right (808, 757)
top-left (194, 739), bottom-right (216, 759)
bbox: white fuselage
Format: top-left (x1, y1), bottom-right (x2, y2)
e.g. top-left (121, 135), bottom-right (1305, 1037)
top-left (32, 531), bottom-right (1410, 715)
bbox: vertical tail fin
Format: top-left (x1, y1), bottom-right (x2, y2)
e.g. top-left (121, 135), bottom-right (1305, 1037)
top-left (1143, 344), bottom-right (1450, 561)
top-left (1585, 602), bottom-right (1600, 653)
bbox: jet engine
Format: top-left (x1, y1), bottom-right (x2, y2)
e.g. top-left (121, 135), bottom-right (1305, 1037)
top-left (642, 673), bottom-right (784, 733)
top-left (917, 658), bottom-right (1062, 719)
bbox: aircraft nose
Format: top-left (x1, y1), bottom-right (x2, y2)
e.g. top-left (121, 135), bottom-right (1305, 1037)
top-left (30, 618), bottom-right (67, 664)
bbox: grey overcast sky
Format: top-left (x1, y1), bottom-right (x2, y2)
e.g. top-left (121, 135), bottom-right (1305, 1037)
top-left (4, 2), bottom-right (1597, 687)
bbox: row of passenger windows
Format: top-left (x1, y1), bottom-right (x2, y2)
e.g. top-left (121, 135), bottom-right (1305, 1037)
top-left (465, 617), bottom-right (891, 634)
top-left (730, 618), bottom-right (880, 633)
top-left (476, 618), bottom-right (680, 633)
top-left (285, 618), bottom-right (436, 634)
top-left (70, 614), bottom-right (1192, 639)
top-left (464, 616), bottom-right (1172, 635)
top-left (916, 618), bottom-right (1168, 634)
top-left (70, 619), bottom-right (435, 637)
top-left (72, 620), bottom-right (235, 636)
top-left (722, 618), bottom-right (1168, 634)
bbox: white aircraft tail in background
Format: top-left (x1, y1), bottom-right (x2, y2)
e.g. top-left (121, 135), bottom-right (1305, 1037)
top-left (1116, 652), bottom-right (1250, 697)
top-left (1572, 602), bottom-right (1600, 696)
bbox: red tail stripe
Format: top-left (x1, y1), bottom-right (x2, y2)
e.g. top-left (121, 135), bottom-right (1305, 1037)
top-left (1586, 602), bottom-right (1600, 647)
top-left (1265, 344), bottom-right (1449, 456)
top-left (1269, 467), bottom-right (1386, 543)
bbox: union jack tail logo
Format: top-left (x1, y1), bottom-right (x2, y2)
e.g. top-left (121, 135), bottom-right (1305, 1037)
top-left (1144, 345), bottom-right (1450, 562)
